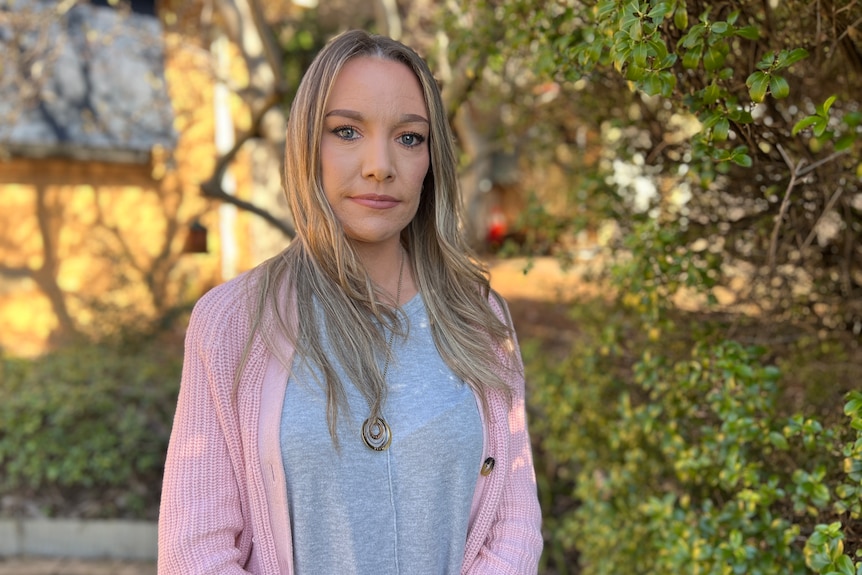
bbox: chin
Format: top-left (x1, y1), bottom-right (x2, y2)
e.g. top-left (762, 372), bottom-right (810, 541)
top-left (345, 230), bottom-right (403, 247)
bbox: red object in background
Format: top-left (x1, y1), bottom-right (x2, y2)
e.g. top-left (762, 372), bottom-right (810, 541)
top-left (486, 206), bottom-right (508, 247)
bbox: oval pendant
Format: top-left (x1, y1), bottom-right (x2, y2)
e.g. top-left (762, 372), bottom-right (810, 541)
top-left (361, 416), bottom-right (392, 451)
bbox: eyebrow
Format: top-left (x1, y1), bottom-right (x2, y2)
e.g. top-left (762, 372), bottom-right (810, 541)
top-left (325, 109), bottom-right (429, 125)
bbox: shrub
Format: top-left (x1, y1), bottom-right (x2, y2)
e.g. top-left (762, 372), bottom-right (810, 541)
top-left (0, 340), bottom-right (181, 519)
top-left (527, 297), bottom-right (861, 575)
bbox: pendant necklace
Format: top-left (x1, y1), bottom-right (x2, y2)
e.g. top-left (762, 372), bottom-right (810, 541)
top-left (361, 248), bottom-right (404, 452)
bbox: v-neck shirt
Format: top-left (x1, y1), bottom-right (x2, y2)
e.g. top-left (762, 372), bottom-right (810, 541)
top-left (279, 293), bottom-right (483, 575)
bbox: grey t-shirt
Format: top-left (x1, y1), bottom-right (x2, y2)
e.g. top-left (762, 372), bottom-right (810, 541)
top-left (280, 294), bottom-right (484, 575)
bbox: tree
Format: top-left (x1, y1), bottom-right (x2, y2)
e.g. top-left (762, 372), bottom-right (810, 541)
top-left (463, 1), bottom-right (862, 573)
top-left (530, 0), bottom-right (861, 328)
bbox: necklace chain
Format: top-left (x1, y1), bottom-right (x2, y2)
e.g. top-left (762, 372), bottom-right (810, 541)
top-left (362, 247), bottom-right (404, 452)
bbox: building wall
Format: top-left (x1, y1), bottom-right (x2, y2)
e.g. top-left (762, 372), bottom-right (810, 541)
top-left (0, 21), bottom-right (266, 355)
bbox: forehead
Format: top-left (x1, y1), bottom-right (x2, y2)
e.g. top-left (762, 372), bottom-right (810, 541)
top-left (326, 56), bottom-right (427, 113)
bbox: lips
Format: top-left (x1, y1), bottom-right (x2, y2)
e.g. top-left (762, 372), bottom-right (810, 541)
top-left (350, 194), bottom-right (400, 209)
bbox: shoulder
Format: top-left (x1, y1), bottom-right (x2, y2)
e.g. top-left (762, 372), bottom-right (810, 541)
top-left (487, 288), bottom-right (514, 327)
top-left (185, 269), bottom-right (262, 355)
top-left (190, 270), bottom-right (257, 326)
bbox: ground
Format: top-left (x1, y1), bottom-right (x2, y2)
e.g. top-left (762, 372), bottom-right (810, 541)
top-left (0, 558), bottom-right (155, 575)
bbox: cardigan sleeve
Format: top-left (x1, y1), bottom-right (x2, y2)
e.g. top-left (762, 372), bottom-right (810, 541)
top-left (466, 296), bottom-right (544, 574)
top-left (158, 290), bottom-right (255, 575)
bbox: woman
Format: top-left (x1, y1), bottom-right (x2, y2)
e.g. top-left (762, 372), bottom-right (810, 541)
top-left (158, 29), bottom-right (542, 574)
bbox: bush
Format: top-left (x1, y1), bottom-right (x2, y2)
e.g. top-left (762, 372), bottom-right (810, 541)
top-left (0, 340), bottom-right (181, 519)
top-left (527, 297), bottom-right (861, 575)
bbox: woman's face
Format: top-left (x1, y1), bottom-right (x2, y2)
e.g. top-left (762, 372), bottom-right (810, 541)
top-left (320, 56), bottom-right (430, 251)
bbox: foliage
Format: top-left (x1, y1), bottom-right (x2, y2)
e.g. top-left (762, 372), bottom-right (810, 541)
top-left (527, 295), bottom-right (861, 574)
top-left (478, 0), bottom-right (862, 329)
top-left (457, 4), bottom-right (862, 570)
top-left (803, 392), bottom-right (862, 575)
top-left (0, 339), bottom-right (181, 519)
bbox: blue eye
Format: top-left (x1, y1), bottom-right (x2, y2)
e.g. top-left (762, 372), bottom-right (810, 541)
top-left (333, 126), bottom-right (358, 140)
top-left (399, 133), bottom-right (426, 147)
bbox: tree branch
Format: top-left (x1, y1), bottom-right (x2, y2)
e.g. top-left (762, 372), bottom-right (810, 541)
top-left (199, 91), bottom-right (295, 239)
top-left (0, 265), bottom-right (34, 279)
top-left (246, 0), bottom-right (285, 89)
top-left (768, 145), bottom-right (804, 274)
top-left (801, 187), bottom-right (845, 251)
top-left (202, 180), bottom-right (295, 238)
top-left (797, 149), bottom-right (850, 177)
top-left (768, 146), bottom-right (850, 272)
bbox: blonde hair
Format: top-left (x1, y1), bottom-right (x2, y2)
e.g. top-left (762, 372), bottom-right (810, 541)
top-left (249, 30), bottom-right (515, 442)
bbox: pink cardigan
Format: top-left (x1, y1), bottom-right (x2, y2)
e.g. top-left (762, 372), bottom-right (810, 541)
top-left (158, 271), bottom-right (543, 574)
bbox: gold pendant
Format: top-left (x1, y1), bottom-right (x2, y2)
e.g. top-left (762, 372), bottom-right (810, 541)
top-left (361, 416), bottom-right (392, 451)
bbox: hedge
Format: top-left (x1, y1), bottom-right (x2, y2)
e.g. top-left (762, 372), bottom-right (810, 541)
top-left (528, 296), bottom-right (862, 575)
top-left (0, 341), bottom-right (181, 519)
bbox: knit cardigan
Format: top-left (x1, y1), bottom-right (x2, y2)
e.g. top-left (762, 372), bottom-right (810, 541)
top-left (157, 270), bottom-right (543, 574)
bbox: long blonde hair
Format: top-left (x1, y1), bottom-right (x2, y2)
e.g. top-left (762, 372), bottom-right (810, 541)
top-left (249, 30), bottom-right (516, 441)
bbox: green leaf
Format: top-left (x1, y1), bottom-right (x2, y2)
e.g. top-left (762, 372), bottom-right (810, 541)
top-left (807, 553), bottom-right (832, 571)
top-left (836, 555), bottom-right (855, 575)
top-left (647, 1), bottom-right (673, 21)
top-left (633, 42), bottom-right (649, 66)
top-left (813, 117), bottom-right (829, 137)
top-left (629, 19), bottom-right (643, 41)
top-left (659, 53), bottom-right (678, 69)
top-left (818, 95), bottom-right (838, 116)
top-left (736, 25), bottom-right (760, 40)
top-left (727, 10), bottom-right (740, 25)
top-left (770, 75), bottom-right (790, 99)
top-left (704, 46), bottom-right (726, 70)
top-left (836, 484), bottom-right (858, 499)
top-left (658, 71), bottom-right (676, 96)
top-left (813, 483), bottom-right (831, 507)
top-left (728, 108), bottom-right (753, 123)
top-left (731, 153), bottom-right (753, 168)
top-left (746, 71), bottom-right (769, 103)
top-left (682, 46), bottom-right (703, 69)
top-left (756, 52), bottom-right (777, 70)
top-left (808, 528), bottom-right (828, 547)
top-left (713, 117), bottom-right (730, 141)
top-left (776, 47), bottom-right (810, 69)
top-left (792, 116), bottom-right (819, 136)
top-left (674, 5), bottom-right (689, 29)
top-left (703, 83), bottom-right (721, 104)
top-left (769, 431), bottom-right (789, 450)
top-left (641, 73), bottom-right (663, 96)
top-left (587, 39), bottom-right (605, 64)
top-left (701, 111), bottom-right (721, 129)
top-left (627, 63), bottom-right (647, 81)
top-left (680, 23), bottom-right (705, 48)
top-left (596, 0), bottom-right (617, 20)
top-left (711, 21), bottom-right (729, 35)
top-left (648, 38), bottom-right (669, 60)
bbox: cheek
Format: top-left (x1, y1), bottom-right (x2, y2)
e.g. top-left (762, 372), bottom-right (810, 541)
top-left (320, 148), bottom-right (352, 197)
top-left (410, 158), bottom-right (431, 191)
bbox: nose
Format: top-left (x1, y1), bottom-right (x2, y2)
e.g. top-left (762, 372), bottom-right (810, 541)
top-left (361, 135), bottom-right (395, 182)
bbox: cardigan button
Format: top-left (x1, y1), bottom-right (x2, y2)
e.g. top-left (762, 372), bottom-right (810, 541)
top-left (480, 457), bottom-right (495, 476)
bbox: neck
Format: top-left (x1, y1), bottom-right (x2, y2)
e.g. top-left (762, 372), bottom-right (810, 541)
top-left (353, 239), bottom-right (408, 305)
